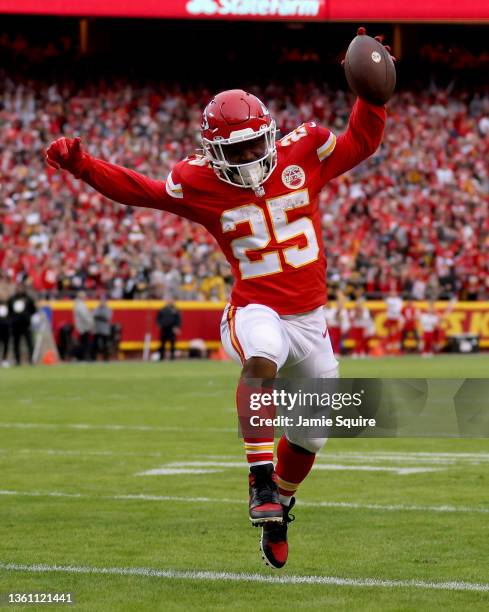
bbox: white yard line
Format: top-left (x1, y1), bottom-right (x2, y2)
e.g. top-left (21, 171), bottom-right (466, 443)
top-left (192, 453), bottom-right (488, 466)
top-left (0, 490), bottom-right (82, 498)
top-left (318, 452), bottom-right (489, 464)
top-left (1, 489), bottom-right (488, 515)
top-left (140, 468), bottom-right (223, 475)
top-left (137, 462), bottom-right (443, 476)
top-left (300, 464), bottom-right (441, 475)
top-left (0, 423), bottom-right (234, 433)
top-left (325, 452), bottom-right (489, 459)
top-left (0, 562), bottom-right (487, 593)
top-left (0, 449), bottom-right (168, 457)
top-left (0, 449), bottom-right (487, 466)
top-left (198, 452), bottom-right (489, 464)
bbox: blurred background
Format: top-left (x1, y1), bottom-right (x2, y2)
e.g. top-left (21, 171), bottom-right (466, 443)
top-left (0, 1), bottom-right (487, 365)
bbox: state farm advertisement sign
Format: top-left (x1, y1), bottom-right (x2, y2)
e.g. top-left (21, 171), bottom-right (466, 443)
top-left (0, 0), bottom-right (488, 21)
top-left (186, 0), bottom-right (321, 18)
top-left (0, 0), bottom-right (325, 19)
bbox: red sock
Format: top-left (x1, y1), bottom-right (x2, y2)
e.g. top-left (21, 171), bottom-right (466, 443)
top-left (237, 378), bottom-right (274, 467)
top-left (275, 434), bottom-right (315, 504)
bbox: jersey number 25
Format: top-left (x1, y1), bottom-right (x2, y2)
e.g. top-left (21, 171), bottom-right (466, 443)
top-left (221, 189), bottom-right (319, 280)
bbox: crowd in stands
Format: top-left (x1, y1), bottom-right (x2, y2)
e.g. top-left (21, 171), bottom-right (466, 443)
top-left (1, 35), bottom-right (488, 302)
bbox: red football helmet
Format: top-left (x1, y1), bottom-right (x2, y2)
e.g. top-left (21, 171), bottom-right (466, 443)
top-left (201, 89), bottom-right (277, 192)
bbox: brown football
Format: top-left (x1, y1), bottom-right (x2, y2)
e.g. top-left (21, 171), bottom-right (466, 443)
top-left (344, 34), bottom-right (396, 105)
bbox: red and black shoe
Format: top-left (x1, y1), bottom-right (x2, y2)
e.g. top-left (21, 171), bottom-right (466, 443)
top-left (260, 497), bottom-right (296, 569)
top-left (248, 464), bottom-right (283, 526)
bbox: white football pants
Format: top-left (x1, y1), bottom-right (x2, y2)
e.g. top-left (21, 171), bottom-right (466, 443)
top-left (221, 303), bottom-right (339, 453)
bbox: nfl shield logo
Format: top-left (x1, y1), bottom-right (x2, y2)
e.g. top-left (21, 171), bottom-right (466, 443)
top-left (281, 165), bottom-right (305, 189)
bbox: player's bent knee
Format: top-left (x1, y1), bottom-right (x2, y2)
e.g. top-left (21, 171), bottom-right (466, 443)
top-left (242, 356), bottom-right (277, 379)
top-left (247, 323), bottom-right (285, 365)
top-left (286, 435), bottom-right (328, 454)
top-left (300, 437), bottom-right (328, 454)
top-left (286, 440), bottom-right (315, 455)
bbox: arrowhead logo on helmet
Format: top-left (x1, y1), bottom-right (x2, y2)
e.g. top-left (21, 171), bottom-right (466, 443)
top-left (201, 89), bottom-right (277, 193)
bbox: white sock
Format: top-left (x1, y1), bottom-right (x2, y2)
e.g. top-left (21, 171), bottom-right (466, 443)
top-left (280, 494), bottom-right (293, 506)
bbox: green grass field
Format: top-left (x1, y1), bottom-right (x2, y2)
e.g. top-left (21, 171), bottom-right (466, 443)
top-left (1, 356), bottom-right (489, 611)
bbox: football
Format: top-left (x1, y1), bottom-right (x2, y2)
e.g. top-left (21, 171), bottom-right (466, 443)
top-left (344, 32), bottom-right (396, 105)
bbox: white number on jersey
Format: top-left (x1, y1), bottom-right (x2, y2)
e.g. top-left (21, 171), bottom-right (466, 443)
top-left (221, 204), bottom-right (281, 280)
top-left (280, 124), bottom-right (309, 147)
top-left (186, 155), bottom-right (210, 167)
top-left (220, 190), bottom-right (319, 280)
top-left (267, 190), bottom-right (319, 268)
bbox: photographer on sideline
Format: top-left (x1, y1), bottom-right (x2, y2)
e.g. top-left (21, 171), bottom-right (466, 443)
top-left (7, 283), bottom-right (37, 366)
top-left (92, 297), bottom-right (113, 361)
top-left (156, 298), bottom-right (181, 361)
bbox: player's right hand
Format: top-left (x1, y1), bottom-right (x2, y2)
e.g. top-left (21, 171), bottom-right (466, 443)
top-left (341, 27), bottom-right (397, 66)
top-left (45, 137), bottom-right (85, 175)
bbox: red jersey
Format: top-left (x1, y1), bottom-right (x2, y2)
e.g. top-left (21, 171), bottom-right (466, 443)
top-left (402, 304), bottom-right (418, 331)
top-left (77, 99), bottom-right (385, 315)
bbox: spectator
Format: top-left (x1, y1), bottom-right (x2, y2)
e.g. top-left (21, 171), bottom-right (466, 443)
top-left (401, 298), bottom-right (420, 353)
top-left (7, 284), bottom-right (36, 366)
top-left (92, 297), bottom-right (113, 361)
top-left (349, 298), bottom-right (373, 358)
top-left (0, 281), bottom-right (11, 367)
top-left (156, 298), bottom-right (181, 360)
top-left (434, 300), bottom-right (456, 353)
top-left (0, 64), bottom-right (487, 302)
top-left (419, 302), bottom-right (440, 357)
top-left (324, 292), bottom-right (350, 355)
top-left (384, 290), bottom-right (403, 354)
top-left (57, 322), bottom-right (74, 361)
top-left (73, 292), bottom-right (93, 361)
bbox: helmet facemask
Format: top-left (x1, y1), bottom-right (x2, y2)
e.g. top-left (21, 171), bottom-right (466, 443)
top-left (202, 121), bottom-right (277, 194)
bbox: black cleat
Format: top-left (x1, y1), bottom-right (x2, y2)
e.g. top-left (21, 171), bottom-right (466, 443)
top-left (248, 464), bottom-right (283, 526)
top-left (260, 497), bottom-right (296, 569)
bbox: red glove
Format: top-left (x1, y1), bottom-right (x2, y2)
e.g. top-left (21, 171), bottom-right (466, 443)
top-left (45, 137), bottom-right (86, 177)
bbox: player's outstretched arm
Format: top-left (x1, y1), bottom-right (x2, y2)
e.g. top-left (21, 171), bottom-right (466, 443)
top-left (319, 26), bottom-right (395, 183)
top-left (320, 98), bottom-right (386, 183)
top-left (45, 137), bottom-right (176, 212)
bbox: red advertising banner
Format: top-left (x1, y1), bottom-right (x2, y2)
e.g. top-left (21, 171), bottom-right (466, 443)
top-left (44, 300), bottom-right (225, 351)
top-left (327, 0), bottom-right (489, 21)
top-left (1, 0), bottom-right (488, 21)
top-left (364, 302), bottom-right (489, 346)
top-left (43, 300), bottom-right (489, 352)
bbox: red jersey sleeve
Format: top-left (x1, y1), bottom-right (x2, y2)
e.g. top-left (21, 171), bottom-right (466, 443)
top-left (76, 156), bottom-right (200, 222)
top-left (312, 98), bottom-right (386, 188)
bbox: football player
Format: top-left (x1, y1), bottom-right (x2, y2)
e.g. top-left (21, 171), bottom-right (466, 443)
top-left (46, 29), bottom-right (389, 569)
top-left (401, 297), bottom-right (420, 352)
top-left (385, 289), bottom-right (403, 354)
top-left (349, 298), bottom-right (373, 358)
top-left (420, 302), bottom-right (440, 357)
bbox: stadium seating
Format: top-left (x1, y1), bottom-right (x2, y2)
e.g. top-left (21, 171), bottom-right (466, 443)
top-left (1, 50), bottom-right (487, 301)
